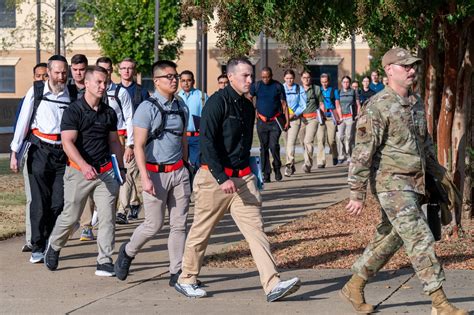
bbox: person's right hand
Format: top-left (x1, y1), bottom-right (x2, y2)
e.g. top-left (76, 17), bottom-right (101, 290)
top-left (220, 179), bottom-right (237, 194)
top-left (81, 164), bottom-right (98, 181)
top-left (10, 153), bottom-right (18, 173)
top-left (346, 200), bottom-right (364, 215)
top-left (141, 175), bottom-right (155, 196)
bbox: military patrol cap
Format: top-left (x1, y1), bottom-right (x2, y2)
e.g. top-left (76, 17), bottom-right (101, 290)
top-left (382, 48), bottom-right (421, 67)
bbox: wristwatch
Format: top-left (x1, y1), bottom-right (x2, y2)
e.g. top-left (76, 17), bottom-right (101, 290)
top-left (127, 144), bottom-right (134, 149)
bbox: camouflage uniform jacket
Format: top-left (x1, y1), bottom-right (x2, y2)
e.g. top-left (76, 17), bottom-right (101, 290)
top-left (348, 86), bottom-right (443, 202)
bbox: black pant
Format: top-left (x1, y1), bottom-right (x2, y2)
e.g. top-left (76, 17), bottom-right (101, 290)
top-left (256, 119), bottom-right (282, 178)
top-left (27, 136), bottom-right (66, 253)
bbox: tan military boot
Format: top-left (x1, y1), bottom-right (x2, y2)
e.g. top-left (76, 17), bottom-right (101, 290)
top-left (339, 274), bottom-right (374, 314)
top-left (430, 287), bottom-right (468, 315)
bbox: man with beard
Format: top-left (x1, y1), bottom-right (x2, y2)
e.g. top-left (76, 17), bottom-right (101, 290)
top-left (10, 55), bottom-right (71, 264)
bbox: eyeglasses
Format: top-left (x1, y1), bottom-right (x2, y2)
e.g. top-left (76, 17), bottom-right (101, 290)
top-left (154, 74), bottom-right (180, 81)
top-left (394, 63), bottom-right (418, 72)
top-left (120, 67), bottom-right (135, 71)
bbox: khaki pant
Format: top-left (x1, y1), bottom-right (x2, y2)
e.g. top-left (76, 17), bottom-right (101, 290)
top-left (125, 166), bottom-right (191, 274)
top-left (178, 169), bottom-right (281, 294)
top-left (336, 117), bottom-right (354, 160)
top-left (49, 166), bottom-right (119, 264)
top-left (117, 157), bottom-right (141, 215)
top-left (316, 119), bottom-right (338, 164)
top-left (284, 118), bottom-right (301, 167)
top-left (300, 117), bottom-right (325, 168)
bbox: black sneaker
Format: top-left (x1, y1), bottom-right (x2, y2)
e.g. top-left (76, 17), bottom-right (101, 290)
top-left (317, 164), bottom-right (325, 169)
top-left (44, 245), bottom-right (60, 271)
top-left (263, 176), bottom-right (271, 183)
top-left (21, 243), bottom-right (32, 252)
top-left (95, 262), bottom-right (115, 277)
top-left (274, 169), bottom-right (283, 181)
top-left (291, 165), bottom-right (296, 175)
top-left (116, 213), bottom-right (128, 225)
top-left (128, 205), bottom-right (140, 220)
top-left (115, 242), bottom-right (134, 281)
top-left (332, 158), bottom-right (338, 166)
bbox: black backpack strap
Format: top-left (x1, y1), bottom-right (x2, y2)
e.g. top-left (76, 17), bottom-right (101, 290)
top-left (146, 97), bottom-right (186, 145)
top-left (114, 85), bottom-right (125, 122)
top-left (133, 84), bottom-right (142, 112)
top-left (67, 84), bottom-right (78, 102)
top-left (329, 87), bottom-right (335, 106)
top-left (25, 80), bottom-right (45, 139)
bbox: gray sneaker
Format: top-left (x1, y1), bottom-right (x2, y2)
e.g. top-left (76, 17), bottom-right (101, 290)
top-left (267, 277), bottom-right (301, 302)
top-left (29, 252), bottom-right (44, 264)
top-left (175, 282), bottom-right (207, 298)
top-left (95, 262), bottom-right (115, 277)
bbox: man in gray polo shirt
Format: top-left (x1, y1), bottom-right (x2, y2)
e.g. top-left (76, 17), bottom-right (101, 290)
top-left (114, 60), bottom-right (191, 286)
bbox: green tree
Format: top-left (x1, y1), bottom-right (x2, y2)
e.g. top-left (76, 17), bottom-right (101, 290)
top-left (82, 0), bottom-right (184, 74)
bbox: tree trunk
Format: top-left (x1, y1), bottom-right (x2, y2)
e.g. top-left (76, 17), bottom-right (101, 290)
top-left (437, 17), bottom-right (460, 168)
top-left (461, 22), bottom-right (474, 221)
top-left (452, 20), bottom-right (473, 225)
top-left (424, 23), bottom-right (439, 136)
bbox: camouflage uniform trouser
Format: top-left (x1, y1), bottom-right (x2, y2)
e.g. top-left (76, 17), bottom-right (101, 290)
top-left (351, 191), bottom-right (445, 294)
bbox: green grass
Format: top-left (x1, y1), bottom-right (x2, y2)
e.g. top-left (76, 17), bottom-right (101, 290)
top-left (0, 158), bottom-right (11, 175)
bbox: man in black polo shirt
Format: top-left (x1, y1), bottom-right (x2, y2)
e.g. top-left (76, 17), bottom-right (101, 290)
top-left (45, 66), bottom-right (125, 277)
top-left (250, 67), bottom-right (288, 182)
top-left (175, 58), bottom-right (301, 302)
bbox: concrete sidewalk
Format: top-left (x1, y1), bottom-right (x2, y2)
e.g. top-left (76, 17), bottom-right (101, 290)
top-left (1, 163), bottom-right (473, 314)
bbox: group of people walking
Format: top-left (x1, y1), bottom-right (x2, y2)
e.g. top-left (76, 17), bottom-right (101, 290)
top-left (8, 47), bottom-right (468, 314)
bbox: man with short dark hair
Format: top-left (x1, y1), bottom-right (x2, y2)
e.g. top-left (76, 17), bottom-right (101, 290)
top-left (174, 58), bottom-right (301, 302)
top-left (10, 55), bottom-right (71, 263)
top-left (217, 74), bottom-right (229, 90)
top-left (116, 57), bottom-right (148, 221)
top-left (45, 66), bottom-right (124, 277)
top-left (178, 70), bottom-right (207, 170)
top-left (250, 67), bottom-right (288, 182)
top-left (114, 60), bottom-right (191, 285)
top-left (342, 48), bottom-right (467, 315)
top-left (70, 54), bottom-right (88, 99)
top-left (369, 70), bottom-right (385, 93)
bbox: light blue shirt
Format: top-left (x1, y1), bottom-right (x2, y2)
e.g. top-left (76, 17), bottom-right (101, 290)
top-left (178, 88), bottom-right (208, 132)
top-left (284, 84), bottom-right (307, 116)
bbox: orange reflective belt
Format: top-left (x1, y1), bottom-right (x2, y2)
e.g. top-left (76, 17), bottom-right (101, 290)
top-left (201, 164), bottom-right (251, 178)
top-left (117, 129), bottom-right (127, 136)
top-left (257, 112), bottom-right (280, 122)
top-left (146, 159), bottom-right (184, 173)
top-left (302, 113), bottom-right (317, 118)
top-left (32, 129), bottom-right (61, 141)
top-left (67, 160), bottom-right (113, 174)
top-left (341, 113), bottom-right (353, 119)
top-left (186, 131), bottom-right (200, 137)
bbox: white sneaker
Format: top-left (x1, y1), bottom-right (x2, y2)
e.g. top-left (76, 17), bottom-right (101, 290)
top-left (267, 277), bottom-right (301, 302)
top-left (29, 252), bottom-right (44, 264)
top-left (175, 282), bottom-right (207, 298)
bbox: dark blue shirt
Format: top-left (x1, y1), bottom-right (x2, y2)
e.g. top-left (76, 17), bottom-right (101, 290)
top-left (369, 82), bottom-right (384, 93)
top-left (250, 80), bottom-right (286, 119)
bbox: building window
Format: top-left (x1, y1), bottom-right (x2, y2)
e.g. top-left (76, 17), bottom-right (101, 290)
top-left (63, 0), bottom-right (94, 28)
top-left (307, 65), bottom-right (338, 88)
top-left (0, 66), bottom-right (15, 93)
top-left (0, 0), bottom-right (16, 28)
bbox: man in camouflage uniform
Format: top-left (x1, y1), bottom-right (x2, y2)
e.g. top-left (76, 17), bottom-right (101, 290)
top-left (341, 48), bottom-right (467, 315)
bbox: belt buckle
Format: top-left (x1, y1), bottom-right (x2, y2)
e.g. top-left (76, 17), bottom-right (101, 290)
top-left (231, 169), bottom-right (239, 177)
top-left (158, 164), bottom-right (166, 172)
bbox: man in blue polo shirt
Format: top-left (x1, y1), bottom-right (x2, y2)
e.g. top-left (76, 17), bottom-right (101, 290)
top-left (250, 67), bottom-right (288, 182)
top-left (178, 70), bottom-right (208, 170)
top-left (318, 73), bottom-right (341, 167)
top-left (369, 70), bottom-right (385, 93)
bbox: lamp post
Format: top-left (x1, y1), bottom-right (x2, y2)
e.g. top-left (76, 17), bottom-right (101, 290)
top-left (55, 0), bottom-right (60, 55)
top-left (154, 0), bottom-right (160, 62)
